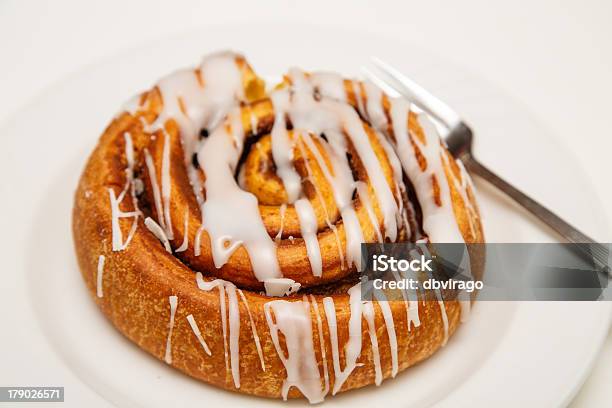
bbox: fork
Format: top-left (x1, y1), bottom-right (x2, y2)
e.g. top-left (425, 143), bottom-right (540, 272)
top-left (365, 58), bottom-right (610, 278)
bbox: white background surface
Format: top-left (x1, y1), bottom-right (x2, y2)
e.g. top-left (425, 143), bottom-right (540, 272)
top-left (0, 0), bottom-right (610, 406)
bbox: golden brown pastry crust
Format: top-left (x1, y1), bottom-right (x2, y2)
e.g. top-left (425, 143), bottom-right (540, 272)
top-left (72, 57), bottom-right (484, 400)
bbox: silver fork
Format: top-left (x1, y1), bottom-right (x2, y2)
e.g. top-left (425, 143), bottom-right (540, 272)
top-left (365, 57), bottom-right (610, 277)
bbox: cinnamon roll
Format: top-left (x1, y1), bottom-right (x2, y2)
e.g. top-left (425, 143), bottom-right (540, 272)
top-left (72, 51), bottom-right (484, 403)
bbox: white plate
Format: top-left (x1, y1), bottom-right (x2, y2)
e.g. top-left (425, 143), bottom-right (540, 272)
top-left (1, 22), bottom-right (610, 408)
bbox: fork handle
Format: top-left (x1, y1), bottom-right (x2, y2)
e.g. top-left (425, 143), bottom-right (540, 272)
top-left (463, 156), bottom-right (610, 277)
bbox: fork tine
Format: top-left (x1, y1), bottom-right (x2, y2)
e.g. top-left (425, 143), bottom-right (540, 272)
top-left (364, 67), bottom-right (451, 137)
top-left (361, 67), bottom-right (402, 98)
top-left (370, 57), bottom-right (461, 129)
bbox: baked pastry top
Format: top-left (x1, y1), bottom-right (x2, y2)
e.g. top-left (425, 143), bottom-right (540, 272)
top-left (72, 51), bottom-right (483, 403)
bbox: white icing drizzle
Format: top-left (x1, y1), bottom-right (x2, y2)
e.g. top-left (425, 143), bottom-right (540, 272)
top-left (362, 301), bottom-right (382, 385)
top-left (165, 295), bottom-right (178, 364)
top-left (309, 295), bottom-right (330, 395)
top-left (250, 108), bottom-right (259, 136)
top-left (356, 181), bottom-right (383, 243)
top-left (433, 288), bottom-right (449, 346)
top-left (96, 255), bottom-right (105, 298)
top-left (195, 273), bottom-right (241, 388)
top-left (455, 245), bottom-right (474, 323)
top-left (108, 188), bottom-right (124, 251)
top-left (175, 209), bottom-right (189, 252)
top-left (193, 224), bottom-right (205, 257)
top-left (226, 284), bottom-right (241, 387)
top-left (391, 272), bottom-right (420, 334)
top-left (336, 112), bottom-right (398, 242)
top-left (310, 72), bottom-right (346, 102)
top-left (275, 203), bottom-right (287, 242)
top-left (144, 217), bottom-right (172, 253)
top-left (295, 134), bottom-right (346, 269)
top-left (108, 188), bottom-right (140, 251)
top-left (141, 52), bottom-right (249, 205)
top-left (393, 248), bottom-right (422, 331)
top-left (199, 275), bottom-right (227, 367)
top-left (322, 283), bottom-right (404, 392)
top-left (442, 152), bottom-right (479, 239)
top-left (407, 288), bottom-right (421, 329)
top-left (165, 55), bottom-right (285, 279)
top-left (198, 109), bottom-right (282, 281)
top-left (124, 131), bottom-right (135, 175)
top-left (271, 72), bottom-right (401, 271)
top-left (127, 52), bottom-right (262, 260)
top-left (458, 290), bottom-right (472, 323)
top-left (362, 80), bottom-right (388, 131)
top-left (388, 100), bottom-right (463, 243)
top-left (271, 76), bottom-right (373, 275)
top-left (264, 297), bottom-right (326, 403)
top-left (143, 148), bottom-right (166, 232)
top-left (352, 81), bottom-right (366, 119)
top-left (292, 74), bottom-right (400, 245)
top-left (373, 293), bottom-right (399, 377)
top-left (141, 57), bottom-right (474, 280)
top-left (108, 132), bottom-right (141, 251)
top-left (318, 78), bottom-right (472, 246)
top-left (264, 278), bottom-right (301, 297)
top-left (186, 314), bottom-right (212, 356)
top-left (160, 130), bottom-right (174, 239)
top-left (342, 83), bottom-right (399, 242)
top-left (373, 128), bottom-right (409, 233)
top-left (270, 91), bottom-right (302, 203)
top-left (294, 198), bottom-right (323, 277)
top-left (398, 188), bottom-right (412, 237)
top-left (237, 289), bottom-right (266, 371)
top-left (199, 52), bottom-right (247, 127)
top-left (323, 284), bottom-right (362, 395)
top-left (298, 132), bottom-right (359, 269)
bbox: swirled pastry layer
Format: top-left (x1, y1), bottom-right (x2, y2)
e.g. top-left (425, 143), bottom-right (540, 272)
top-left (73, 51), bottom-right (484, 403)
